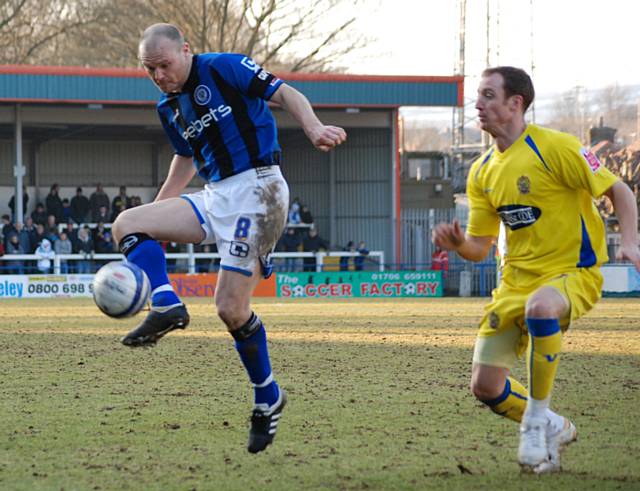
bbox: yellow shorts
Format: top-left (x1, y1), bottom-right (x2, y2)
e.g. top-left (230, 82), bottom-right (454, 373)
top-left (472, 266), bottom-right (603, 369)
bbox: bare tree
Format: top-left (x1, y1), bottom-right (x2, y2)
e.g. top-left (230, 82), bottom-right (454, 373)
top-left (45, 0), bottom-right (369, 72)
top-left (546, 84), bottom-right (639, 145)
top-left (0, 0), bottom-right (110, 64)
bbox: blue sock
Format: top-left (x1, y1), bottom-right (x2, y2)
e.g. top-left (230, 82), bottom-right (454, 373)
top-left (234, 316), bottom-right (279, 408)
top-left (126, 239), bottom-right (180, 308)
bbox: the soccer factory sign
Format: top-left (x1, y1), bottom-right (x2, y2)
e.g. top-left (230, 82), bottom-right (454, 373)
top-left (277, 271), bottom-right (443, 298)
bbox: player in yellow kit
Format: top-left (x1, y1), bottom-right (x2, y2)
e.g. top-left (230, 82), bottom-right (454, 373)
top-left (433, 66), bottom-right (640, 473)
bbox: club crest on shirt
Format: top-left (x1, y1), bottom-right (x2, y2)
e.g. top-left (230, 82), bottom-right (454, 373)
top-left (489, 312), bottom-right (500, 329)
top-left (194, 85), bottom-right (212, 106)
top-left (517, 175), bottom-right (531, 194)
top-left (581, 147), bottom-right (602, 173)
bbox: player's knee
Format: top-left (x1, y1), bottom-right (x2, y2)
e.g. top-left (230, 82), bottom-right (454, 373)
top-left (470, 378), bottom-right (503, 402)
top-left (525, 296), bottom-right (560, 319)
top-left (112, 210), bottom-right (135, 242)
top-left (215, 297), bottom-right (246, 329)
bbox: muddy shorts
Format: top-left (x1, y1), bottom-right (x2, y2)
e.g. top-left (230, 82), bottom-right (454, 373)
top-left (182, 166), bottom-right (289, 278)
top-left (472, 266), bottom-right (603, 369)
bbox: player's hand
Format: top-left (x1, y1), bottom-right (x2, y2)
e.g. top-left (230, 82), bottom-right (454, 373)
top-left (308, 125), bottom-right (347, 152)
top-left (616, 242), bottom-right (640, 272)
top-left (432, 219), bottom-right (465, 251)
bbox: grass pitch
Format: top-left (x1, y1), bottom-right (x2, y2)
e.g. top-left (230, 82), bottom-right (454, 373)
top-left (0, 297), bottom-right (638, 490)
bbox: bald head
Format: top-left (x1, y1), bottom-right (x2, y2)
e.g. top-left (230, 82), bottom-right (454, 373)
top-left (138, 23), bottom-right (192, 93)
top-left (139, 23), bottom-right (184, 54)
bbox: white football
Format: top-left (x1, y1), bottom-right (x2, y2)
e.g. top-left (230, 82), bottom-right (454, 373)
top-left (93, 261), bottom-right (151, 318)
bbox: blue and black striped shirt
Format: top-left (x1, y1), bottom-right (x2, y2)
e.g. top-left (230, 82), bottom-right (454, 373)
top-left (157, 53), bottom-right (283, 182)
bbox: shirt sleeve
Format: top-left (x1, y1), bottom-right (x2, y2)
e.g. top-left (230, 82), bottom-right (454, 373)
top-left (212, 53), bottom-right (283, 100)
top-left (552, 134), bottom-right (619, 197)
top-left (157, 107), bottom-right (194, 158)
top-left (466, 162), bottom-right (501, 238)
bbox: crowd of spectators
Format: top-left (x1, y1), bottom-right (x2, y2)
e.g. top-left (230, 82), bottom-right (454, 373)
top-left (1, 190), bottom-right (374, 274)
top-left (276, 198), bottom-right (371, 272)
top-left (0, 183), bottom-right (145, 274)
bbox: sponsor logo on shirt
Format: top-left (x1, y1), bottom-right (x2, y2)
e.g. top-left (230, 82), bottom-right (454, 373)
top-left (581, 147), bottom-right (602, 173)
top-left (496, 204), bottom-right (542, 231)
top-left (182, 105), bottom-right (233, 140)
top-left (240, 56), bottom-right (275, 83)
top-left (194, 85), bottom-right (212, 105)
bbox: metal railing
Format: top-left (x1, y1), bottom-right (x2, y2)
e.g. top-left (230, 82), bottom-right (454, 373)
top-left (0, 250), bottom-right (385, 274)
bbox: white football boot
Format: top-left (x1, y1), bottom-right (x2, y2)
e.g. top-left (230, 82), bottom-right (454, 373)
top-left (534, 418), bottom-right (577, 474)
top-left (518, 416), bottom-right (549, 469)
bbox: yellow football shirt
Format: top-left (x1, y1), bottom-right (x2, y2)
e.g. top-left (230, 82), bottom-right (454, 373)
top-left (466, 124), bottom-right (618, 278)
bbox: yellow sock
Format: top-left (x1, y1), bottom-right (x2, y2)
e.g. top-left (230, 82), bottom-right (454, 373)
top-left (526, 318), bottom-right (562, 401)
top-left (483, 376), bottom-right (528, 423)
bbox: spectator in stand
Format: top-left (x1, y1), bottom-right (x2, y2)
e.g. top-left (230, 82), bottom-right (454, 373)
top-left (111, 202), bottom-right (127, 222)
top-left (45, 215), bottom-right (58, 243)
top-left (8, 185), bottom-right (29, 223)
top-left (21, 217), bottom-right (37, 252)
top-left (302, 228), bottom-right (329, 272)
top-left (31, 203), bottom-right (47, 226)
top-left (34, 224), bottom-right (46, 249)
top-left (54, 231), bottom-right (73, 273)
top-left (130, 195), bottom-right (143, 208)
top-left (74, 226), bottom-right (93, 273)
top-left (17, 222), bottom-right (32, 254)
top-left (92, 204), bottom-right (110, 224)
top-left (62, 221), bottom-right (78, 245)
top-left (18, 220), bottom-right (36, 272)
top-left (62, 198), bottom-right (72, 223)
top-left (431, 245), bottom-right (449, 278)
top-left (280, 227), bottom-right (302, 271)
top-left (340, 241), bottom-right (356, 271)
top-left (94, 222), bottom-right (114, 255)
top-left (288, 197), bottom-right (301, 224)
top-left (70, 187), bottom-right (90, 224)
top-left (45, 183), bottom-right (64, 223)
top-left (1, 214), bottom-right (17, 250)
top-left (6, 233), bottom-right (25, 274)
top-left (354, 241), bottom-right (369, 271)
top-left (300, 204), bottom-right (314, 226)
top-left (89, 183), bottom-right (110, 221)
top-left (111, 186), bottom-right (131, 220)
top-left (35, 238), bottom-right (55, 274)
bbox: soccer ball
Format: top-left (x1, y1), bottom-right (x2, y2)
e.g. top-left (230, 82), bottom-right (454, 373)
top-left (93, 261), bottom-right (151, 318)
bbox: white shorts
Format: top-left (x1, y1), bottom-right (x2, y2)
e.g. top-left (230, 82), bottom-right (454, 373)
top-left (182, 166), bottom-right (289, 278)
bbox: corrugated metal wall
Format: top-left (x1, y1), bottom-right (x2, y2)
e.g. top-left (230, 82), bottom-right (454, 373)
top-left (37, 141), bottom-right (153, 186)
top-left (280, 127), bottom-right (392, 254)
top-left (0, 140), bottom-right (15, 185)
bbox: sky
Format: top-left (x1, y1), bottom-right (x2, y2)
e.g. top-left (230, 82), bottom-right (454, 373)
top-left (336, 0), bottom-right (640, 98)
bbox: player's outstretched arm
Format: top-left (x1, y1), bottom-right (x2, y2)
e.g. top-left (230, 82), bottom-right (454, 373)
top-left (604, 180), bottom-right (640, 271)
top-left (155, 154), bottom-right (196, 201)
top-left (432, 219), bottom-right (495, 262)
top-left (270, 84), bottom-right (346, 152)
